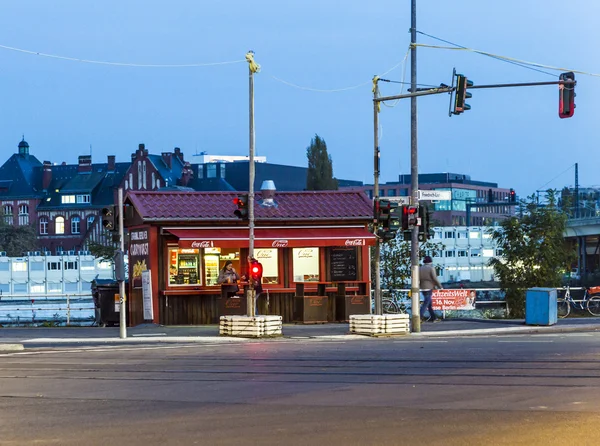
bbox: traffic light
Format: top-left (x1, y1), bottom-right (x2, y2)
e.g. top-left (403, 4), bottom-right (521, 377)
top-left (374, 199), bottom-right (399, 240)
top-left (233, 194), bottom-right (249, 219)
top-left (101, 206), bottom-right (117, 232)
top-left (509, 188), bottom-right (516, 203)
top-left (114, 249), bottom-right (126, 282)
top-left (418, 205), bottom-right (430, 241)
top-left (452, 74), bottom-right (473, 115)
top-left (249, 259), bottom-right (263, 283)
top-left (559, 72), bottom-right (576, 119)
top-left (402, 205), bottom-right (419, 230)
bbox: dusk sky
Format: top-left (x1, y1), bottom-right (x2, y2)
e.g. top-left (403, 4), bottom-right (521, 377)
top-left (0, 0), bottom-right (597, 197)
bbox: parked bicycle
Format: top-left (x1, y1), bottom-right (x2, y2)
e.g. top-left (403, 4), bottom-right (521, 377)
top-left (557, 285), bottom-right (600, 318)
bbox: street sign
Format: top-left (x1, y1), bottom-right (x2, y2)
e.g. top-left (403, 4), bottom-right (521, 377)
top-left (385, 196), bottom-right (411, 205)
top-left (417, 190), bottom-right (452, 201)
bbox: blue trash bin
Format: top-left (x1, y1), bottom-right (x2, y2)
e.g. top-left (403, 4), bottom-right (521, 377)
top-left (525, 288), bottom-right (557, 326)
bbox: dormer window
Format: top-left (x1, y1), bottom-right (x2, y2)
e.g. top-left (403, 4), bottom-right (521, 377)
top-left (61, 195), bottom-right (75, 204)
top-left (76, 194), bottom-right (91, 204)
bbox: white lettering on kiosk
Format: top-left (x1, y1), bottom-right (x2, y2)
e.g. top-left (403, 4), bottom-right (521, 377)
top-left (344, 239), bottom-right (365, 246)
top-left (191, 240), bottom-right (213, 248)
top-left (272, 240), bottom-right (289, 248)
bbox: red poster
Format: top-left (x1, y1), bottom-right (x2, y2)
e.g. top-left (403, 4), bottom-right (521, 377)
top-left (432, 289), bottom-right (477, 311)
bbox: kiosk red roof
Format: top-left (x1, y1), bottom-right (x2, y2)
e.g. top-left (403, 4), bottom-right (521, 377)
top-left (126, 190), bottom-right (373, 222)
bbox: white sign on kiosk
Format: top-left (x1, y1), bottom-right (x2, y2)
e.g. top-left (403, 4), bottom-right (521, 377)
top-left (142, 270), bottom-right (154, 320)
top-left (417, 190), bottom-right (452, 201)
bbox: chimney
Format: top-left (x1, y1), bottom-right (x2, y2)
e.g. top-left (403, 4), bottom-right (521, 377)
top-left (42, 161), bottom-right (52, 190)
top-left (107, 155), bottom-right (116, 172)
top-left (174, 147), bottom-right (183, 162)
top-left (161, 152), bottom-right (172, 169)
top-left (179, 162), bottom-right (193, 187)
top-left (259, 180), bottom-right (278, 208)
top-left (136, 143), bottom-right (146, 158)
top-left (78, 155), bottom-right (92, 173)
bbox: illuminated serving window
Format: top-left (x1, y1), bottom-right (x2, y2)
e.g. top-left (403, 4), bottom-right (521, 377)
top-left (254, 248), bottom-right (279, 284)
top-left (168, 248), bottom-right (201, 286)
top-left (292, 248), bottom-right (319, 282)
top-left (204, 247), bottom-right (240, 286)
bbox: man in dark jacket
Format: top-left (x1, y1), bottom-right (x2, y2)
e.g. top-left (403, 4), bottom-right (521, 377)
top-left (419, 256), bottom-right (443, 323)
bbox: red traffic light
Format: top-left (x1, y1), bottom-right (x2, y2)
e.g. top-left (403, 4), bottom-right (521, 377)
top-left (233, 195), bottom-right (249, 219)
top-left (249, 260), bottom-right (263, 282)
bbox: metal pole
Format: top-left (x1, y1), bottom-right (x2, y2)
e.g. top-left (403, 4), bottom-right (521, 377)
top-left (410, 0), bottom-right (421, 333)
top-left (373, 78), bottom-right (382, 316)
top-left (66, 294), bottom-right (70, 327)
top-left (247, 52), bottom-right (256, 318)
top-left (118, 187), bottom-right (127, 339)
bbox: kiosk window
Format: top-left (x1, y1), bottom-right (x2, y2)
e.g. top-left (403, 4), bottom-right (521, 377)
top-left (204, 248), bottom-right (240, 286)
top-left (168, 248), bottom-right (201, 286)
top-left (292, 248), bottom-right (319, 282)
top-left (254, 248), bottom-right (279, 284)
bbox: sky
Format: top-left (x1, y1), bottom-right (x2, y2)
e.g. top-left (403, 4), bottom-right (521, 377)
top-left (0, 0), bottom-right (598, 197)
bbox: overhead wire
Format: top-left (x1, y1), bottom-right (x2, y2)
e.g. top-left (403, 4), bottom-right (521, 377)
top-left (536, 164), bottom-right (576, 191)
top-left (0, 43), bottom-right (245, 67)
top-left (415, 30), bottom-right (557, 77)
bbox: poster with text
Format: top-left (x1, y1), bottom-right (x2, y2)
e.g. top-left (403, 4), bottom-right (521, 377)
top-left (432, 289), bottom-right (476, 311)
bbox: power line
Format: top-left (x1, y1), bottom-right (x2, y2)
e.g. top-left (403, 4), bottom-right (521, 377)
top-left (415, 30), bottom-right (558, 77)
top-left (0, 43), bottom-right (245, 68)
top-left (536, 164), bottom-right (576, 191)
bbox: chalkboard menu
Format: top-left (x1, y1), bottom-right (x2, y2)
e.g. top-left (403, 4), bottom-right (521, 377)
top-left (330, 247), bottom-right (358, 282)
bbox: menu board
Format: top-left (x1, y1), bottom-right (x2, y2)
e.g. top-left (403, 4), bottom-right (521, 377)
top-left (330, 248), bottom-right (357, 282)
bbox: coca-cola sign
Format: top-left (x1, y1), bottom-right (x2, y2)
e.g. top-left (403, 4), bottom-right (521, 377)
top-left (272, 239), bottom-right (289, 248)
top-left (191, 240), bottom-right (214, 248)
top-left (345, 239), bottom-right (365, 246)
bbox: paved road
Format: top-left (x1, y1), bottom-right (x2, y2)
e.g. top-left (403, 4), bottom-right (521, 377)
top-left (1, 333), bottom-right (600, 445)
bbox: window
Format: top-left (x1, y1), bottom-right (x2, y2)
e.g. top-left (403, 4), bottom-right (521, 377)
top-left (169, 248), bottom-right (202, 286)
top-left (76, 194), bottom-right (91, 204)
top-left (482, 249), bottom-right (494, 257)
top-left (292, 248), bottom-right (319, 282)
top-left (469, 231), bottom-right (480, 239)
top-left (220, 163), bottom-right (226, 179)
top-left (458, 250), bottom-right (468, 257)
top-left (471, 249), bottom-right (482, 257)
top-left (30, 284), bottom-right (45, 293)
top-left (254, 248), bottom-right (279, 284)
top-left (98, 260), bottom-right (112, 270)
top-left (13, 283), bottom-right (27, 294)
top-left (0, 283), bottom-right (9, 293)
top-left (61, 195), bottom-right (75, 204)
top-left (30, 261), bottom-right (44, 271)
top-left (0, 263), bottom-right (8, 271)
top-left (55, 216), bottom-right (65, 234)
top-left (444, 231), bottom-right (455, 239)
top-left (87, 215), bottom-right (95, 230)
top-left (47, 261), bottom-right (61, 271)
top-left (207, 164), bottom-right (217, 178)
top-left (64, 261), bottom-right (78, 270)
top-left (81, 260), bottom-right (95, 270)
top-left (18, 204), bottom-right (29, 225)
top-left (483, 232), bottom-right (492, 239)
top-left (457, 232), bottom-right (468, 239)
top-left (64, 282), bottom-right (78, 292)
top-left (445, 250), bottom-right (456, 258)
top-left (151, 172), bottom-right (156, 190)
top-left (3, 205), bottom-right (12, 224)
top-left (71, 216), bottom-right (81, 234)
top-left (12, 261), bottom-right (27, 272)
top-left (387, 189), bottom-right (396, 197)
top-left (39, 217), bottom-right (49, 235)
top-left (496, 249), bottom-right (504, 257)
top-left (47, 282), bottom-right (62, 293)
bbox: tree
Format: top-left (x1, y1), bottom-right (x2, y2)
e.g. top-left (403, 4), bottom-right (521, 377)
top-left (489, 190), bottom-right (576, 317)
top-left (306, 134), bottom-right (338, 190)
top-left (0, 211), bottom-right (38, 256)
top-left (88, 231), bottom-right (119, 261)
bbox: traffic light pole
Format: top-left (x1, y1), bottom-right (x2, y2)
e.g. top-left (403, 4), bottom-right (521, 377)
top-left (409, 0), bottom-right (421, 334)
top-left (118, 187), bottom-right (127, 339)
top-left (247, 51), bottom-right (258, 318)
top-left (373, 78), bottom-right (382, 316)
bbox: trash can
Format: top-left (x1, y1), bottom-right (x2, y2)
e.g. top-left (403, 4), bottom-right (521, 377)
top-left (525, 287), bottom-right (557, 326)
top-left (92, 279), bottom-right (127, 327)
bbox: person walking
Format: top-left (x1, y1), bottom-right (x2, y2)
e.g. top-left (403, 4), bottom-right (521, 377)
top-left (218, 260), bottom-right (240, 298)
top-left (419, 256), bottom-right (443, 323)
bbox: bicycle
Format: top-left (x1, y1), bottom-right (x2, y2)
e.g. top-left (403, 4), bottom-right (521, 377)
top-left (557, 285), bottom-right (600, 318)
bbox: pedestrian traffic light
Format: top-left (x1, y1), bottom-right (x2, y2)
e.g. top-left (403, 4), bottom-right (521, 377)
top-left (418, 205), bottom-right (429, 240)
top-left (509, 188), bottom-right (516, 203)
top-left (402, 205), bottom-right (419, 230)
top-left (250, 259), bottom-right (263, 283)
top-left (114, 249), bottom-right (126, 282)
top-left (233, 194), bottom-right (249, 219)
top-left (559, 72), bottom-right (576, 119)
top-left (452, 74), bottom-right (473, 115)
top-left (101, 206), bottom-right (117, 232)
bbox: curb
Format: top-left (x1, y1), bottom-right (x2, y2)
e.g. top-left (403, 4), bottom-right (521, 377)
top-left (417, 324), bottom-right (600, 337)
top-left (0, 343), bottom-right (24, 352)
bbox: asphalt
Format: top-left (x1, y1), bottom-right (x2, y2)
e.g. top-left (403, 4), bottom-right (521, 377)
top-left (1, 317), bottom-right (600, 349)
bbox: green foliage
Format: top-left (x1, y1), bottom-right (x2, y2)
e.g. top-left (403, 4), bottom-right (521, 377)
top-left (489, 190), bottom-right (576, 317)
top-left (306, 134), bottom-right (338, 191)
top-left (0, 213), bottom-right (38, 256)
top-left (375, 236), bottom-right (444, 290)
top-left (88, 231), bottom-right (118, 261)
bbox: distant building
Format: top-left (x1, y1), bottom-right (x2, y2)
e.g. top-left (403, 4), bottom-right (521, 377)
top-left (347, 172), bottom-right (515, 226)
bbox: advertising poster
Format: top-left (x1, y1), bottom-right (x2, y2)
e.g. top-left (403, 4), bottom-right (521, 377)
top-left (432, 289), bottom-right (477, 311)
top-left (130, 227), bottom-right (150, 288)
top-left (141, 270), bottom-right (154, 320)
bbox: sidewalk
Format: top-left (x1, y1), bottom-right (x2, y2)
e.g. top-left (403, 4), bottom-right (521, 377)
top-left (1, 317), bottom-right (600, 349)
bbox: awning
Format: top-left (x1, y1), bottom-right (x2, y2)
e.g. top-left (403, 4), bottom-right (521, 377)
top-left (166, 226), bottom-right (376, 249)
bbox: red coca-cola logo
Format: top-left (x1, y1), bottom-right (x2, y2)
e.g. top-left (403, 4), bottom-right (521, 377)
top-left (345, 239), bottom-right (365, 246)
top-left (191, 240), bottom-right (213, 248)
top-left (272, 239), bottom-right (289, 248)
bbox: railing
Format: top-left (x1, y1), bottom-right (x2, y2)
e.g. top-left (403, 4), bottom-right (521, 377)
top-left (0, 293), bottom-right (95, 326)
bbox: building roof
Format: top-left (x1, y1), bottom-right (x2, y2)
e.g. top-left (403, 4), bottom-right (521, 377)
top-left (126, 190), bottom-right (373, 222)
top-left (0, 153), bottom-right (43, 199)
